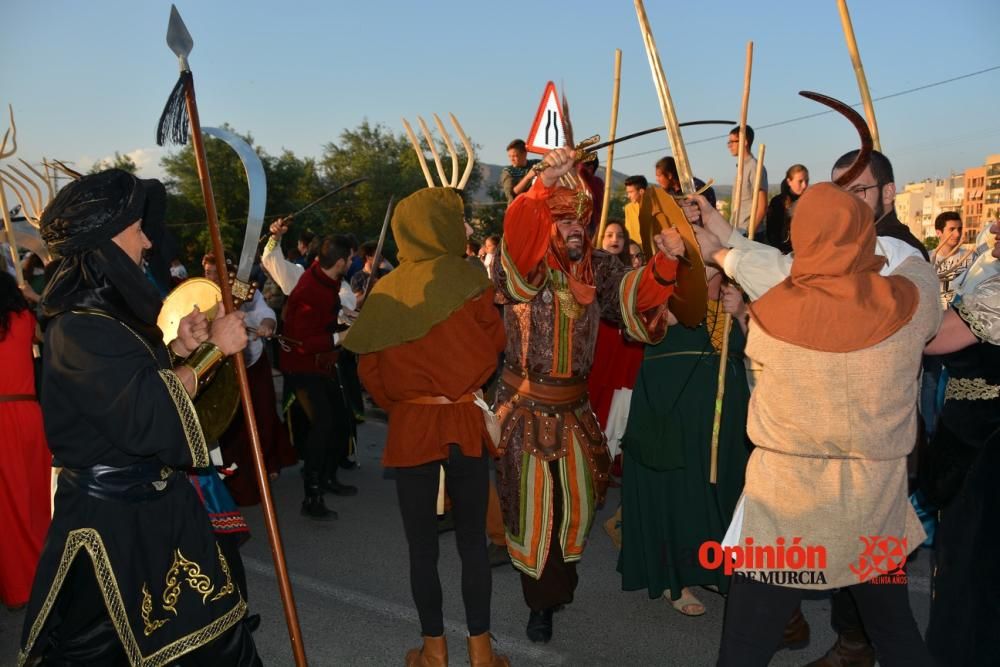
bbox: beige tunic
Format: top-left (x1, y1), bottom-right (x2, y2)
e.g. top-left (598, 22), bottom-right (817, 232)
top-left (733, 257), bottom-right (942, 588)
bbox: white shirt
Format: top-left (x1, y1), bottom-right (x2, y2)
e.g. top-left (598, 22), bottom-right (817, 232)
top-left (242, 290), bottom-right (276, 367)
top-left (721, 230), bottom-right (925, 301)
top-left (260, 236), bottom-right (305, 296)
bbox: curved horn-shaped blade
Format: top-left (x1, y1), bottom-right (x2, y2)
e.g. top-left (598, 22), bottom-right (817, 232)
top-left (432, 114), bottom-right (460, 188)
top-left (799, 91), bottom-right (872, 186)
top-left (449, 114), bottom-right (475, 191)
top-left (201, 126), bottom-right (266, 283)
top-left (402, 118), bottom-right (434, 188)
top-left (0, 105), bottom-right (16, 159)
top-left (417, 116), bottom-right (448, 187)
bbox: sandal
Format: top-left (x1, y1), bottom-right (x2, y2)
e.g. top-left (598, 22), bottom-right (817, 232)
top-left (603, 507), bottom-right (622, 550)
top-left (664, 588), bottom-right (705, 616)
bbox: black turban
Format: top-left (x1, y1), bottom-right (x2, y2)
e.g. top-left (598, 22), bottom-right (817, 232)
top-left (38, 169), bottom-right (168, 344)
top-left (40, 169), bottom-right (165, 258)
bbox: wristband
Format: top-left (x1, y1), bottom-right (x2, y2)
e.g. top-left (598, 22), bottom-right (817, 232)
top-left (183, 342), bottom-right (225, 397)
top-left (651, 262), bottom-right (677, 287)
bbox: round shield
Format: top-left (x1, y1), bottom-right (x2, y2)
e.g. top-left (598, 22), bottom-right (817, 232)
top-left (638, 187), bottom-right (708, 327)
top-left (157, 277), bottom-right (223, 343)
top-left (157, 278), bottom-right (238, 444)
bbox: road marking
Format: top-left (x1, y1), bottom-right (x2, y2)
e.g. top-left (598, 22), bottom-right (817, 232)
top-left (243, 556), bottom-right (565, 664)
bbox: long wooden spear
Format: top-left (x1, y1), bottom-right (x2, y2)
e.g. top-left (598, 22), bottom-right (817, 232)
top-left (157, 6), bottom-right (307, 665)
top-left (837, 0), bottom-right (881, 152)
top-left (746, 143), bottom-right (767, 240)
top-left (708, 42), bottom-right (753, 485)
top-left (597, 49), bottom-right (623, 240)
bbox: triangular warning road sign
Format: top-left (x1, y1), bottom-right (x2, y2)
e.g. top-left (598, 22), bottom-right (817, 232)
top-left (525, 81), bottom-right (565, 154)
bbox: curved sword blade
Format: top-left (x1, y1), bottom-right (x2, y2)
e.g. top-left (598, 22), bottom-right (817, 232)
top-left (799, 91), bottom-right (872, 186)
top-left (202, 126), bottom-right (267, 283)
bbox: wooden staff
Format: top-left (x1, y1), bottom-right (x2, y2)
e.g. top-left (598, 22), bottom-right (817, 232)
top-left (597, 49), bottom-right (622, 240)
top-left (837, 0), bottom-right (881, 152)
top-left (746, 143), bottom-right (767, 240)
top-left (161, 7), bottom-right (307, 664)
top-left (709, 41), bottom-right (752, 485)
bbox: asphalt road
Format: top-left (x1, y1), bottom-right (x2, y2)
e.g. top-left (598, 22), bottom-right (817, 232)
top-left (1, 417), bottom-right (932, 666)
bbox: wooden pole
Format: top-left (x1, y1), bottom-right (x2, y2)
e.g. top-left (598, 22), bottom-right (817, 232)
top-left (710, 41), bottom-right (752, 485)
top-left (746, 143), bottom-right (767, 240)
top-left (837, 0), bottom-right (881, 152)
top-left (597, 49), bottom-right (623, 241)
top-left (183, 77), bottom-right (308, 667)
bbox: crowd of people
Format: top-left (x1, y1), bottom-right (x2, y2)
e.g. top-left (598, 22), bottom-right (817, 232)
top-left (1, 119), bottom-right (998, 667)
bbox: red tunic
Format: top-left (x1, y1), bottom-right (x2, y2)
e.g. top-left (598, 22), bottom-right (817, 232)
top-left (587, 319), bottom-right (645, 428)
top-left (358, 289), bottom-right (505, 468)
top-left (280, 262), bottom-right (341, 376)
top-left (0, 310), bottom-right (51, 608)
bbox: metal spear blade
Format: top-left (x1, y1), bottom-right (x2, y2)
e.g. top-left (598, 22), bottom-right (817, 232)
top-left (166, 5), bottom-right (194, 67)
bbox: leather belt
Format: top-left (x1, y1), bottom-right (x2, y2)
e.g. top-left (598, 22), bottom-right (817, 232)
top-left (501, 366), bottom-right (587, 406)
top-left (60, 461), bottom-right (179, 503)
top-left (403, 394), bottom-right (476, 405)
top-left (0, 394), bottom-right (36, 403)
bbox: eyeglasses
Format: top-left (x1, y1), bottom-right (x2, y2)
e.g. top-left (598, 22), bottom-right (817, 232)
top-left (847, 184), bottom-right (881, 197)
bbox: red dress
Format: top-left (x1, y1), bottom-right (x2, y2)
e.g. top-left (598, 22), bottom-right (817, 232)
top-left (0, 309), bottom-right (51, 608)
top-left (587, 319), bottom-right (645, 429)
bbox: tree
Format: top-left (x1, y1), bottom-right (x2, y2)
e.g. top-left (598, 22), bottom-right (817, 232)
top-left (317, 120), bottom-right (481, 244)
top-left (90, 151), bottom-right (137, 174)
top-left (158, 120), bottom-right (484, 266)
top-left (924, 236), bottom-right (939, 250)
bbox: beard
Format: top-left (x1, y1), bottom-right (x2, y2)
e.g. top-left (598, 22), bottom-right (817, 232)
top-left (567, 246), bottom-right (583, 261)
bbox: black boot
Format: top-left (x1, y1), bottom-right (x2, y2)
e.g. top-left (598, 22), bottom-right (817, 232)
top-left (323, 474), bottom-right (358, 497)
top-left (302, 474), bottom-right (338, 520)
top-left (525, 608), bottom-right (554, 643)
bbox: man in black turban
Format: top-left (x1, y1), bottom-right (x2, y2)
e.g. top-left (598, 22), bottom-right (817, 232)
top-left (18, 169), bottom-right (261, 666)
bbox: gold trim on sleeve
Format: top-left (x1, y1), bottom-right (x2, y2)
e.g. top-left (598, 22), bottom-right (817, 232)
top-left (158, 370), bottom-right (210, 467)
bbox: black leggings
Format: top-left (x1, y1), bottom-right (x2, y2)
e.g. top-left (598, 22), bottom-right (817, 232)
top-left (290, 374), bottom-right (350, 486)
top-left (395, 445), bottom-right (491, 637)
top-left (718, 574), bottom-right (932, 666)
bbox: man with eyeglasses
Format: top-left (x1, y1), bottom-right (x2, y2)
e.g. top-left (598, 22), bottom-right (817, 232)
top-left (687, 149), bottom-right (929, 301)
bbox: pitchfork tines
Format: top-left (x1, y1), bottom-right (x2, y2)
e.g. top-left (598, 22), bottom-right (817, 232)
top-left (402, 113), bottom-right (475, 190)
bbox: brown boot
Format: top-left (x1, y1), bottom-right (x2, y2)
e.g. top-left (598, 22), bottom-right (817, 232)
top-left (405, 635), bottom-right (447, 667)
top-left (782, 607), bottom-right (810, 650)
top-left (467, 632), bottom-right (510, 667)
top-left (804, 630), bottom-right (875, 667)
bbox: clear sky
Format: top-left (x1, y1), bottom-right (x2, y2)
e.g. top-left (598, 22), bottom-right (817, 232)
top-left (2, 0), bottom-right (999, 198)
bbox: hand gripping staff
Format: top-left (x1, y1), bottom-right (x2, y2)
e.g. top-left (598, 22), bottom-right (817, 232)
top-left (155, 6), bottom-right (307, 665)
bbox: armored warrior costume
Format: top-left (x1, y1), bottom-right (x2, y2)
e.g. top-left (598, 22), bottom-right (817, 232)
top-left (492, 148), bottom-right (681, 640)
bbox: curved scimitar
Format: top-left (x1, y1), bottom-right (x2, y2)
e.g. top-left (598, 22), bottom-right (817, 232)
top-left (799, 91), bottom-right (872, 186)
top-left (201, 126), bottom-right (267, 286)
top-left (432, 114), bottom-right (460, 188)
top-left (449, 113), bottom-right (475, 190)
top-left (402, 118), bottom-right (434, 188)
top-left (417, 116), bottom-right (448, 187)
